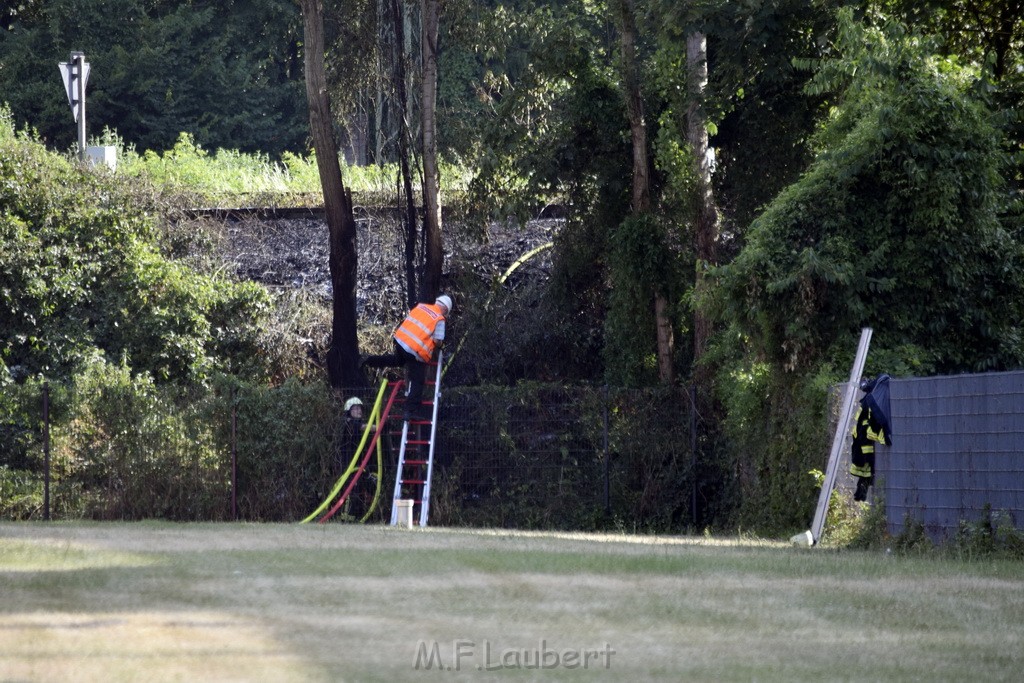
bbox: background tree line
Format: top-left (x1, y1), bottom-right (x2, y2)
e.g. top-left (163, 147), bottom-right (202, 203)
top-left (2, 1), bottom-right (1024, 531)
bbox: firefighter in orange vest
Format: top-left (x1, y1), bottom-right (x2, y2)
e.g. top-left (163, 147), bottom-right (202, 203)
top-left (362, 295), bottom-right (452, 421)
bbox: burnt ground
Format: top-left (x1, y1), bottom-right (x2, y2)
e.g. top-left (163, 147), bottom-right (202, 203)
top-left (189, 210), bottom-right (562, 326)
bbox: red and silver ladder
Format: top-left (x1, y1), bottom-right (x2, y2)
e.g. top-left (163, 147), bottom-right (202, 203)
top-left (389, 349), bottom-right (443, 527)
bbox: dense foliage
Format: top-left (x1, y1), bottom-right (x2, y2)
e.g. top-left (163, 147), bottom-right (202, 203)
top-left (0, 109), bottom-right (271, 384)
top-left (712, 11), bottom-right (1024, 530)
top-left (718, 11), bottom-right (1024, 375)
top-left (0, 367), bottom-right (342, 521)
top-left (3, 3), bottom-right (1024, 535)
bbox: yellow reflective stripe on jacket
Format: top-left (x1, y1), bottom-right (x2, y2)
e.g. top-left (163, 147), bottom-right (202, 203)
top-left (394, 303), bottom-right (444, 362)
top-left (851, 406), bottom-right (886, 445)
top-left (850, 463), bottom-right (873, 478)
top-left (867, 424), bottom-right (886, 444)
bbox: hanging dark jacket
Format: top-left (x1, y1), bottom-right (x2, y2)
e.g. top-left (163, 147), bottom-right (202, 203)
top-left (862, 374), bottom-right (893, 446)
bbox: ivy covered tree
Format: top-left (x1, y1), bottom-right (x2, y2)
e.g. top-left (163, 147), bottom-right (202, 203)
top-left (711, 9), bottom-right (1024, 531)
top-left (719, 9), bottom-right (1024, 375)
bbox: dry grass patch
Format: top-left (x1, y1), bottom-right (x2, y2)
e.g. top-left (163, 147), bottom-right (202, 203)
top-left (0, 611), bottom-right (319, 683)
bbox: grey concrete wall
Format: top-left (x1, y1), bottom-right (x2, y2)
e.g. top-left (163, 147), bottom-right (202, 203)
top-left (876, 371), bottom-right (1024, 540)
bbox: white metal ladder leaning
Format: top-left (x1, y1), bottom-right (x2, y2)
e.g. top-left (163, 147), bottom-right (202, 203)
top-left (389, 349), bottom-right (443, 527)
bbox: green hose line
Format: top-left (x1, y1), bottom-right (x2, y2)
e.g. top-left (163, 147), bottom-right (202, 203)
top-left (443, 241), bottom-right (553, 378)
top-left (299, 378), bottom-right (389, 524)
top-left (358, 426), bottom-right (384, 523)
top-left (498, 242), bottom-right (554, 286)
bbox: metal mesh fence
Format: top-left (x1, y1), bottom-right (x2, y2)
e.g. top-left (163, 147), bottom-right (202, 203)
top-left (431, 385), bottom-right (695, 530)
top-left (7, 369), bottom-right (1023, 536)
top-left (1, 378), bottom-right (696, 530)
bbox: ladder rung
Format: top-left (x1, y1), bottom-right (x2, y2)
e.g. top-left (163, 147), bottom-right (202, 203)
top-left (405, 459), bottom-right (428, 465)
top-left (401, 479), bottom-right (426, 485)
top-left (407, 439), bottom-right (431, 446)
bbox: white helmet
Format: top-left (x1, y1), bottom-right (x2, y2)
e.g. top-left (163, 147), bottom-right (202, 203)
top-left (343, 397), bottom-right (363, 412)
top-left (435, 294), bottom-right (452, 314)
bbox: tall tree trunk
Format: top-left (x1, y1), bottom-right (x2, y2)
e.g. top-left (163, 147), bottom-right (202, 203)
top-left (392, 0), bottom-right (418, 305)
top-left (420, 0), bottom-right (443, 300)
top-left (404, 1), bottom-right (416, 146)
top-left (375, 0), bottom-right (385, 164)
top-left (343, 98), bottom-right (369, 166)
top-left (616, 0), bottom-right (674, 383)
top-left (687, 31), bottom-right (718, 387)
top-left (619, 1), bottom-right (649, 214)
top-left (299, 0), bottom-right (363, 388)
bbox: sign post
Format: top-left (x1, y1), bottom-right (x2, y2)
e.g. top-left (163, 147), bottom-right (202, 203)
top-left (58, 51), bottom-right (90, 161)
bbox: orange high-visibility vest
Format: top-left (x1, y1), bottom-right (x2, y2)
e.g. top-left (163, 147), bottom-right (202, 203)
top-left (394, 303), bottom-right (445, 362)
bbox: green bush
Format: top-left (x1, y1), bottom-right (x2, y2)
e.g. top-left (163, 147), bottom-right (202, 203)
top-left (846, 491), bottom-right (892, 551)
top-left (952, 506), bottom-right (1024, 560)
top-left (0, 106), bottom-right (272, 385)
top-left (223, 376), bottom-right (337, 521)
top-left (712, 351), bottom-right (835, 534)
top-left (0, 365), bottom-right (353, 522)
top-left (48, 357), bottom-right (223, 520)
top-left (0, 466), bottom-right (43, 520)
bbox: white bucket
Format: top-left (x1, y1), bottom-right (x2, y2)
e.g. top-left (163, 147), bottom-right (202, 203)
top-left (396, 499), bottom-right (414, 529)
top-left (790, 530), bottom-right (814, 547)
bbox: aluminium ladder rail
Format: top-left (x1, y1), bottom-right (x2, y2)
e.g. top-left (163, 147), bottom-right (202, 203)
top-left (389, 349), bottom-right (443, 527)
top-left (810, 327), bottom-right (872, 544)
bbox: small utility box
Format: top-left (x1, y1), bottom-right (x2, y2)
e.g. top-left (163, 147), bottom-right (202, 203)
top-left (87, 145), bottom-right (116, 171)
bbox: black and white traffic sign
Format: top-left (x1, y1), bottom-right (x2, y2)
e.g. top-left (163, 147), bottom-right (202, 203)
top-left (58, 52), bottom-right (90, 122)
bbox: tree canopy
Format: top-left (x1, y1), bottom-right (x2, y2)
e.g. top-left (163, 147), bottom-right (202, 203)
top-left (717, 10), bottom-right (1024, 376)
top-left (0, 0), bottom-right (307, 155)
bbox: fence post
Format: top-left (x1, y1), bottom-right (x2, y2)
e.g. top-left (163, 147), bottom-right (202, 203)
top-left (231, 387), bottom-right (238, 521)
top-left (690, 384), bottom-right (697, 528)
top-left (603, 384), bottom-right (610, 515)
top-left (43, 381), bottom-right (51, 521)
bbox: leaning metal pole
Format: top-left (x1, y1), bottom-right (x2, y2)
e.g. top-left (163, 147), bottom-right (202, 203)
top-left (810, 328), bottom-right (872, 543)
top-left (73, 52), bottom-right (86, 161)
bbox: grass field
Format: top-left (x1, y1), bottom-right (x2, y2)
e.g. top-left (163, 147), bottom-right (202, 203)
top-left (1, 522), bottom-right (1022, 682)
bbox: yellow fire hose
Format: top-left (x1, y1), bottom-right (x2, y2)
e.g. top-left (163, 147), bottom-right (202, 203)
top-left (300, 378), bottom-right (389, 524)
